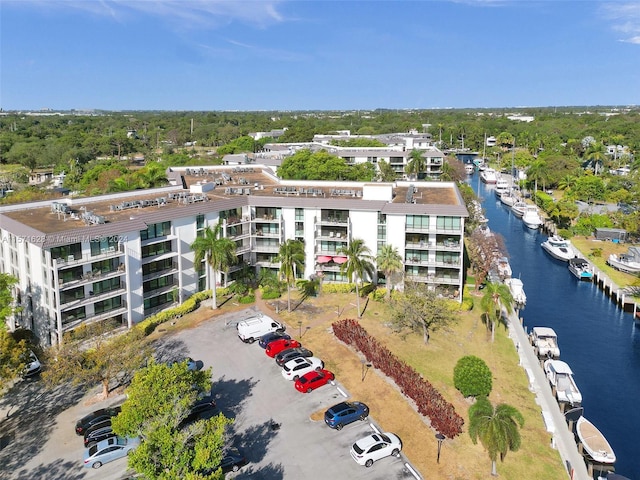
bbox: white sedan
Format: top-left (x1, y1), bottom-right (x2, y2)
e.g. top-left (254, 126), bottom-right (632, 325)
top-left (350, 432), bottom-right (402, 467)
top-left (281, 356), bottom-right (323, 381)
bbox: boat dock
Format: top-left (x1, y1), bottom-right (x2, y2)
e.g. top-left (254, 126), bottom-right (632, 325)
top-left (506, 311), bottom-right (591, 480)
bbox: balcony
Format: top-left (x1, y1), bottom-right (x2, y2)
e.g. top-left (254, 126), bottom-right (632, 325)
top-left (61, 285), bottom-right (127, 311)
top-left (144, 301), bottom-right (177, 318)
top-left (405, 241), bottom-right (433, 250)
top-left (143, 283), bottom-right (176, 300)
top-left (143, 262), bottom-right (178, 281)
top-left (61, 302), bottom-right (127, 331)
top-left (317, 216), bottom-right (349, 226)
top-left (55, 245), bottom-right (124, 268)
top-left (59, 264), bottom-right (125, 290)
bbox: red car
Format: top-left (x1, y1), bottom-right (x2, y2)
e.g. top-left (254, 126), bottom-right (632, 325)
top-left (265, 339), bottom-right (302, 358)
top-left (294, 369), bottom-right (335, 393)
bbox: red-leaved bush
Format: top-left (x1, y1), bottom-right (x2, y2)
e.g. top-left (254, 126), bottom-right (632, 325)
top-left (332, 318), bottom-right (464, 438)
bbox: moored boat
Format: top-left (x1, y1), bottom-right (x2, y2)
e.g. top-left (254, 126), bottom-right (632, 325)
top-left (505, 277), bottom-right (526, 307)
top-left (510, 200), bottom-right (527, 218)
top-left (576, 416), bottom-right (616, 465)
top-left (480, 168), bottom-right (498, 184)
top-left (499, 191), bottom-right (517, 207)
top-left (465, 164), bottom-right (475, 175)
top-left (522, 205), bottom-right (543, 229)
top-left (541, 235), bottom-right (575, 262)
top-left (529, 326), bottom-right (560, 359)
top-left (494, 177), bottom-right (510, 196)
top-left (544, 359), bottom-right (583, 407)
top-left (569, 257), bottom-right (594, 281)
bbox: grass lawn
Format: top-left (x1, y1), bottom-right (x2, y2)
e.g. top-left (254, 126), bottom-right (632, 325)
top-left (247, 290), bottom-right (567, 480)
top-left (571, 237), bottom-right (640, 291)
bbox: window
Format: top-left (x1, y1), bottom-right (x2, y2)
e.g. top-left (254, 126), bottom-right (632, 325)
top-left (144, 292), bottom-right (173, 310)
top-left (142, 258), bottom-right (175, 276)
top-left (142, 240), bottom-right (172, 258)
top-left (62, 306), bottom-right (86, 325)
top-left (94, 296), bottom-right (122, 314)
top-left (295, 208), bottom-right (304, 221)
top-left (407, 215), bottom-right (429, 230)
top-left (61, 286), bottom-right (84, 304)
top-left (196, 214), bottom-right (205, 230)
top-left (51, 243), bottom-right (81, 261)
top-left (141, 221), bottom-right (171, 241)
top-left (143, 275), bottom-right (174, 292)
top-left (90, 237), bottom-right (119, 256)
top-left (93, 277), bottom-right (121, 295)
top-left (436, 216), bottom-right (461, 231)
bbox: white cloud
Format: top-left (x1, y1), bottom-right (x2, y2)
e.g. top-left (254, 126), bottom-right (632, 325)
top-left (601, 2), bottom-right (640, 45)
top-left (9, 0), bottom-right (287, 29)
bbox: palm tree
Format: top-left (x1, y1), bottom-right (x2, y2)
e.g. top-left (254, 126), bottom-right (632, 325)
top-left (337, 238), bottom-right (374, 318)
top-left (480, 282), bottom-right (514, 342)
top-left (406, 149), bottom-right (427, 179)
top-left (376, 244), bottom-right (403, 300)
top-left (468, 396), bottom-right (525, 476)
top-left (526, 159), bottom-right (547, 197)
top-left (138, 163), bottom-right (168, 188)
top-left (276, 239), bottom-right (305, 312)
top-left (190, 221), bottom-right (237, 309)
top-left (585, 143), bottom-right (607, 175)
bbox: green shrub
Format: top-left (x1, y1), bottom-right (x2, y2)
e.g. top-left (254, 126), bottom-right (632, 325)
top-left (359, 282), bottom-right (376, 297)
top-left (260, 286), bottom-right (281, 300)
top-left (453, 355), bottom-right (492, 397)
top-left (460, 297), bottom-right (474, 311)
top-left (135, 290), bottom-right (212, 335)
top-left (238, 294), bottom-right (255, 304)
top-left (322, 283), bottom-right (354, 294)
top-left (368, 288), bottom-right (387, 302)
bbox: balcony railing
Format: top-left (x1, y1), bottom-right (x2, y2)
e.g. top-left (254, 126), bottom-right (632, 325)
top-left (59, 264), bottom-right (126, 289)
top-left (142, 262), bottom-right (178, 281)
top-left (54, 245), bottom-right (124, 268)
top-left (143, 283), bottom-right (176, 300)
top-left (61, 285), bottom-right (126, 311)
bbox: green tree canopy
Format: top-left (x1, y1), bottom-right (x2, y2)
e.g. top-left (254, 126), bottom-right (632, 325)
top-left (390, 281), bottom-right (458, 344)
top-left (375, 244), bottom-right (403, 300)
top-left (480, 282), bottom-right (514, 343)
top-left (454, 355), bottom-right (492, 397)
top-left (277, 239), bottom-right (305, 312)
top-left (337, 238), bottom-right (374, 318)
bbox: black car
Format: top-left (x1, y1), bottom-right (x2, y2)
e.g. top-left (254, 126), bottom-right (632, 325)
top-left (220, 447), bottom-right (247, 473)
top-left (274, 347), bottom-right (313, 367)
top-left (181, 398), bottom-right (217, 425)
top-left (76, 407), bottom-right (121, 436)
top-left (84, 424), bottom-right (116, 448)
top-left (258, 331), bottom-right (291, 349)
top-left (83, 419), bottom-right (113, 443)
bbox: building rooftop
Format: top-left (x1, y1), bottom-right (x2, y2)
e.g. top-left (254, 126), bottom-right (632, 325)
top-left (0, 165), bottom-right (467, 248)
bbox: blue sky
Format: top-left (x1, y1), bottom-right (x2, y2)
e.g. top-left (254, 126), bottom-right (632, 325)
top-left (1, 1), bottom-right (639, 111)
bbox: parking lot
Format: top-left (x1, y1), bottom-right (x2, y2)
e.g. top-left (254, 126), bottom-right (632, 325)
top-left (1, 307), bottom-right (419, 480)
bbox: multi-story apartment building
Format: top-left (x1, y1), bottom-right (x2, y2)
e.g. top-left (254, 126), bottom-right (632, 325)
top-left (0, 165), bottom-right (468, 346)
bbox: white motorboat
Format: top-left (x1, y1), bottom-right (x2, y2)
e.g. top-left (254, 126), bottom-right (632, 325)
top-left (465, 164), bottom-right (475, 175)
top-left (499, 191), bottom-right (517, 207)
top-left (529, 326), bottom-right (560, 359)
top-left (607, 247), bottom-right (640, 274)
top-left (504, 277), bottom-right (526, 307)
top-left (494, 177), bottom-right (510, 196)
top-left (544, 359), bottom-right (582, 407)
top-left (576, 416), bottom-right (616, 464)
top-left (541, 235), bottom-right (574, 262)
top-left (568, 257), bottom-right (594, 281)
top-left (522, 205), bottom-right (543, 229)
top-left (510, 200), bottom-right (527, 218)
top-left (496, 256), bottom-right (512, 279)
top-left (480, 168), bottom-right (498, 184)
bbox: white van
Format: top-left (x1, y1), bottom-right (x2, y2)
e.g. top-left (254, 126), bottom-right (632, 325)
top-left (237, 314), bottom-right (285, 343)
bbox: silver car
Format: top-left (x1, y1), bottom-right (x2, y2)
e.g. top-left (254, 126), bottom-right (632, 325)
top-left (83, 436), bottom-right (140, 469)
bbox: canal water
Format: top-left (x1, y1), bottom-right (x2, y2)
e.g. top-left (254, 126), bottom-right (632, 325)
top-left (472, 176), bottom-right (640, 479)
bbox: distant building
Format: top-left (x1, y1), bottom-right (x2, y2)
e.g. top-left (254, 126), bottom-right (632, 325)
top-left (29, 169), bottom-right (54, 185)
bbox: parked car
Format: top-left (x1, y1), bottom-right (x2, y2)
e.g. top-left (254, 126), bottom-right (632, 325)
top-left (219, 447), bottom-right (247, 473)
top-left (83, 419), bottom-right (113, 443)
top-left (237, 315), bottom-right (285, 343)
top-left (350, 432), bottom-right (402, 467)
top-left (324, 401), bottom-right (370, 430)
top-left (258, 331), bottom-right (291, 349)
top-left (76, 406), bottom-right (121, 436)
top-left (274, 347), bottom-right (313, 367)
top-left (265, 338), bottom-right (301, 358)
top-left (182, 398), bottom-right (217, 425)
top-left (294, 369), bottom-right (335, 393)
top-left (83, 436), bottom-right (140, 469)
top-left (281, 356), bottom-right (323, 381)
top-left (22, 350), bottom-right (41, 378)
top-left (84, 424), bottom-right (116, 448)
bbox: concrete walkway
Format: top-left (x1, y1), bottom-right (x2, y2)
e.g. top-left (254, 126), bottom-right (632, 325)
top-left (506, 311), bottom-right (591, 480)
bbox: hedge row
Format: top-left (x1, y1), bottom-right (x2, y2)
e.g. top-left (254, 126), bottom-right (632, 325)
top-left (135, 290), bottom-right (214, 335)
top-left (332, 318), bottom-right (464, 438)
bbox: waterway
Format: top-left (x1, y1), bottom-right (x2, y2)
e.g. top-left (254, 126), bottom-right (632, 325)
top-left (472, 175), bottom-right (640, 479)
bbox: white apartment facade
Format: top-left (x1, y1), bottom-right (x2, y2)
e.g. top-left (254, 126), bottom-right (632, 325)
top-left (0, 165), bottom-right (467, 346)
